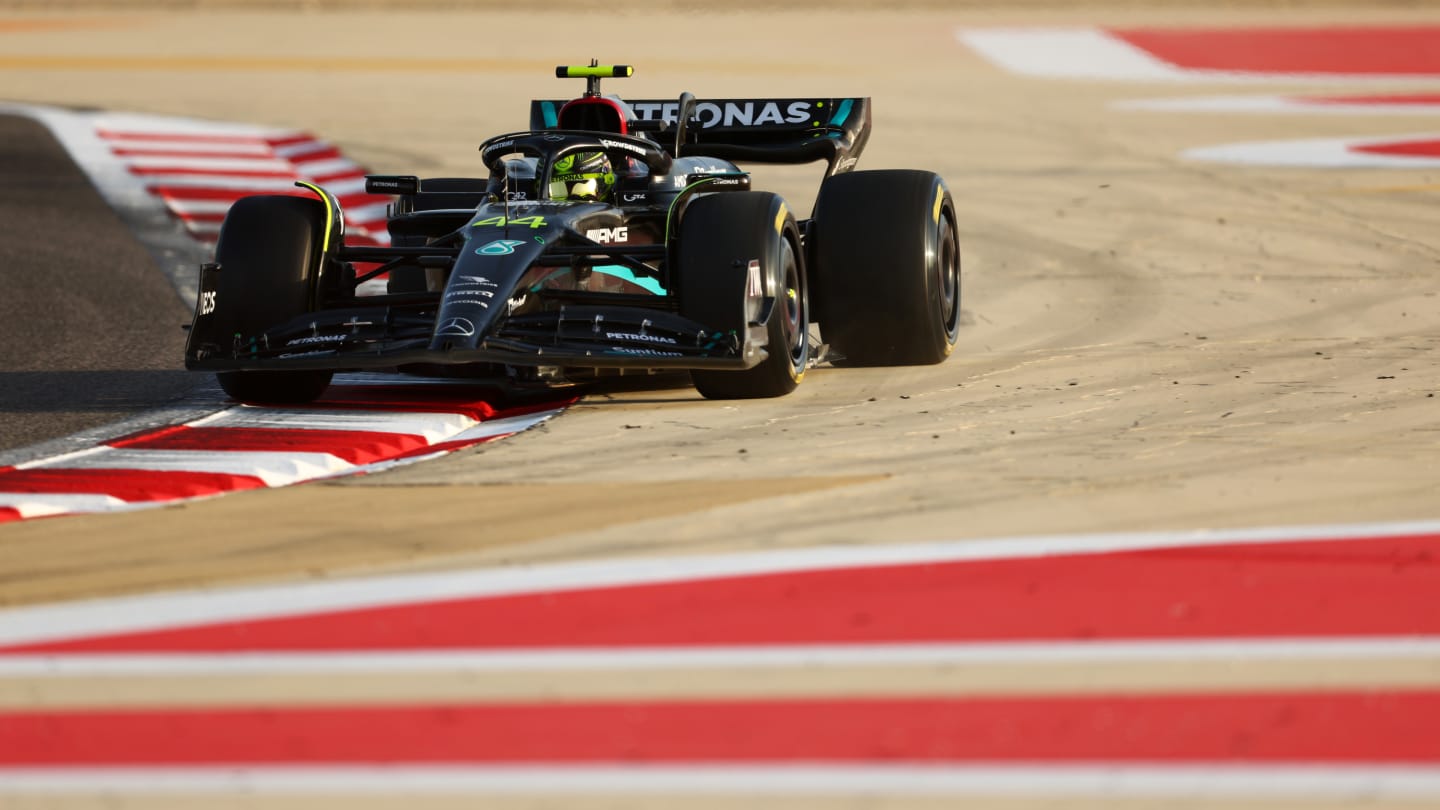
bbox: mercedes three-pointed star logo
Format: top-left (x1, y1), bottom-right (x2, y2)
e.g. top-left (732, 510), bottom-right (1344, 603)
top-left (436, 317), bottom-right (475, 337)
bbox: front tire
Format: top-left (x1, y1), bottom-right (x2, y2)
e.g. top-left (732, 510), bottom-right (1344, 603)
top-left (676, 192), bottom-right (809, 399)
top-left (208, 195), bottom-right (334, 405)
top-left (811, 170), bottom-right (960, 366)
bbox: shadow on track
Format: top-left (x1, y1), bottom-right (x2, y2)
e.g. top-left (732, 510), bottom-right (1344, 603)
top-left (0, 370), bottom-right (196, 414)
top-left (0, 114), bottom-right (201, 452)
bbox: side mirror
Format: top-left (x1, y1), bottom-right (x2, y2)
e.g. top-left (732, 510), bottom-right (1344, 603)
top-left (365, 175), bottom-right (420, 195)
top-left (674, 92), bottom-right (696, 156)
top-left (687, 173), bottom-right (751, 191)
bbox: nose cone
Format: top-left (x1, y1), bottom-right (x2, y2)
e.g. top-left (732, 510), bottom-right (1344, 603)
top-left (428, 240), bottom-right (539, 351)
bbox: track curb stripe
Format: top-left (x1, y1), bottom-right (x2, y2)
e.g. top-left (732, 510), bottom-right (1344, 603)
top-left (0, 384), bottom-right (568, 522)
top-left (5, 691), bottom-right (1440, 764)
top-left (1184, 132), bottom-right (1440, 167)
top-left (97, 124), bottom-right (389, 244)
top-left (12, 532), bottom-right (1437, 653)
top-left (0, 105), bottom-right (575, 525)
top-left (109, 426), bottom-right (431, 466)
top-left (958, 26), bottom-right (1440, 83)
top-left (0, 468), bottom-right (268, 503)
top-left (1116, 93), bottom-right (1440, 116)
top-left (2, 520), bottom-right (1438, 649)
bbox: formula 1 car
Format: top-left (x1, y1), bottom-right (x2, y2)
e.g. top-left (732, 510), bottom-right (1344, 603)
top-left (184, 63), bottom-right (960, 403)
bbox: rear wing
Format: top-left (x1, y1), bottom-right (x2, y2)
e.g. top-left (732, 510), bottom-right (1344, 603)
top-left (529, 96), bottom-right (871, 175)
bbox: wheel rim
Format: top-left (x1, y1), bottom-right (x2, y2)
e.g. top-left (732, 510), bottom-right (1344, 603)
top-left (781, 240), bottom-right (808, 372)
top-left (937, 214), bottom-right (960, 341)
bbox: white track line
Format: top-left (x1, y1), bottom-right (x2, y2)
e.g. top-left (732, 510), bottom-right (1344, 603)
top-left (0, 493), bottom-right (129, 518)
top-left (109, 140), bottom-right (279, 156)
top-left (123, 154), bottom-right (298, 172)
top-left (2, 637), bottom-right (1439, 676)
top-left (439, 410), bottom-right (555, 442)
top-left (192, 407), bottom-right (479, 440)
top-left (1184, 132), bottom-right (1440, 167)
top-left (273, 139), bottom-right (339, 159)
top-left (93, 113), bottom-right (298, 139)
top-left (3, 519), bottom-right (1438, 648)
top-left (3, 764), bottom-right (1439, 798)
top-left (179, 219), bottom-right (220, 235)
top-left (958, 27), bottom-right (1192, 82)
top-left (161, 197), bottom-right (255, 215)
top-left (342, 201), bottom-right (392, 223)
top-left (143, 174), bottom-right (367, 193)
top-left (27, 448), bottom-right (353, 486)
top-left (163, 196), bottom-right (385, 219)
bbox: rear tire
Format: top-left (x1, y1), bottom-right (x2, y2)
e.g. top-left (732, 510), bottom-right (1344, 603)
top-left (811, 170), bottom-right (960, 366)
top-left (209, 195), bottom-right (334, 405)
top-left (677, 192), bottom-right (809, 399)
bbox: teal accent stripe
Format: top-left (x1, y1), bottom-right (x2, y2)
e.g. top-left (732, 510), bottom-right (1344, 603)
top-left (542, 101), bottom-right (559, 129)
top-left (595, 264), bottom-right (667, 295)
top-left (829, 98), bottom-right (853, 127)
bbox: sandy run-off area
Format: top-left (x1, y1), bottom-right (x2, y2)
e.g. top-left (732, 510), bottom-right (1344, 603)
top-left (1, 2), bottom-right (1438, 595)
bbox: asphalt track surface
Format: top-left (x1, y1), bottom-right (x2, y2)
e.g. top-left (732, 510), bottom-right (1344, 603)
top-left (0, 114), bottom-right (199, 454)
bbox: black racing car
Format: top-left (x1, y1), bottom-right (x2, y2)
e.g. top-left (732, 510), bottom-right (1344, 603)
top-left (184, 63), bottom-right (960, 402)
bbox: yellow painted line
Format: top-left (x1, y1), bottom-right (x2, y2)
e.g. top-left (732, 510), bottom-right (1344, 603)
top-left (0, 18), bottom-right (134, 33)
top-left (0, 54), bottom-right (557, 73)
top-left (0, 55), bottom-right (837, 75)
top-left (1327, 183), bottom-right (1440, 195)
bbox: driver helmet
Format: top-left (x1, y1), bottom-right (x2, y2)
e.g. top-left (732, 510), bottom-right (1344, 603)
top-left (550, 151), bottom-right (615, 201)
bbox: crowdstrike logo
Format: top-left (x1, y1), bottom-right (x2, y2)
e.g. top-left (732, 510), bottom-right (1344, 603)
top-left (599, 138), bottom-right (649, 158)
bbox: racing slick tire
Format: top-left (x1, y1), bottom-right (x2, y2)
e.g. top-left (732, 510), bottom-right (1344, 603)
top-left (810, 170), bottom-right (960, 366)
top-left (210, 195), bottom-right (334, 405)
top-left (678, 192), bottom-right (809, 399)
